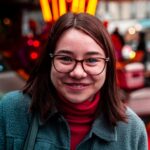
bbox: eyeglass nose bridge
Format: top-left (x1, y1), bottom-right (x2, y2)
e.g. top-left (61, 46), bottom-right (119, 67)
top-left (70, 59), bottom-right (87, 73)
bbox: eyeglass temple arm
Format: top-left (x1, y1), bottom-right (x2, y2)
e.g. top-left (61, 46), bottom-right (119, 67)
top-left (49, 53), bottom-right (53, 58)
top-left (105, 57), bottom-right (110, 61)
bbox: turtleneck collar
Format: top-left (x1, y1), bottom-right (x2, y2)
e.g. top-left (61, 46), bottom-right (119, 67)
top-left (56, 92), bottom-right (100, 150)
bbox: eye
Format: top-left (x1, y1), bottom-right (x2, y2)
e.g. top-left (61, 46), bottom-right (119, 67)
top-left (57, 55), bottom-right (73, 64)
top-left (85, 58), bottom-right (99, 63)
top-left (85, 58), bottom-right (103, 66)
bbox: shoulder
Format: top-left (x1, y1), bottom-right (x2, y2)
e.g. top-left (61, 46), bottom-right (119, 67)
top-left (125, 107), bottom-right (145, 129)
top-left (0, 90), bottom-right (31, 121)
top-left (117, 107), bottom-right (146, 132)
top-left (0, 90), bottom-right (30, 107)
top-left (117, 107), bottom-right (147, 143)
top-left (0, 91), bottom-right (32, 139)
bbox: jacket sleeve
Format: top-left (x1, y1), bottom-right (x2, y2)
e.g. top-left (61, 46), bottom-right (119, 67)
top-left (138, 121), bottom-right (148, 150)
top-left (0, 98), bottom-right (6, 150)
top-left (126, 107), bottom-right (148, 150)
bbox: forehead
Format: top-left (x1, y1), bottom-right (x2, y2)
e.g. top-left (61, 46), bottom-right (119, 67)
top-left (55, 28), bottom-right (105, 56)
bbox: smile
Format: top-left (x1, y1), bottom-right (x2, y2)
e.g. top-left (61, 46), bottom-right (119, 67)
top-left (64, 83), bottom-right (90, 90)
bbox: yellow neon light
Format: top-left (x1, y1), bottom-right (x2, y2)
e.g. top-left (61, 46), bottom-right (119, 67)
top-left (78, 0), bottom-right (86, 13)
top-left (59, 0), bottom-right (67, 16)
top-left (52, 0), bottom-right (59, 21)
top-left (40, 0), bottom-right (52, 22)
top-left (86, 0), bottom-right (98, 15)
top-left (71, 0), bottom-right (79, 13)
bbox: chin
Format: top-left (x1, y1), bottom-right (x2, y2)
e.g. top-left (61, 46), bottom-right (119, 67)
top-left (67, 99), bottom-right (87, 104)
top-left (64, 95), bottom-right (93, 103)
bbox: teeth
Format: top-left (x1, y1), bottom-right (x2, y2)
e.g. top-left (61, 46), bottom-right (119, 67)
top-left (67, 83), bottom-right (86, 87)
top-left (73, 84), bottom-right (84, 87)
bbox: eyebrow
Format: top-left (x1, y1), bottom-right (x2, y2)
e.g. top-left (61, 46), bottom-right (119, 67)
top-left (85, 51), bottom-right (103, 56)
top-left (55, 50), bottom-right (73, 55)
top-left (55, 49), bottom-right (104, 56)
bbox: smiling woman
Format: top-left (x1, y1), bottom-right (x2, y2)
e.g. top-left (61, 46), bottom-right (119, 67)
top-left (0, 12), bottom-right (148, 150)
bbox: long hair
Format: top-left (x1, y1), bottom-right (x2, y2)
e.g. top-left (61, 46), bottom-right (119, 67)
top-left (23, 12), bottom-right (127, 125)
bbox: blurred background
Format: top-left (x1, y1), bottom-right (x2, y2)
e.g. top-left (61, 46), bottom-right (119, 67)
top-left (0, 0), bottom-right (150, 147)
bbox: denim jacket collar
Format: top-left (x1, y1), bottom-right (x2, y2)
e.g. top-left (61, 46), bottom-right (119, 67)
top-left (91, 114), bottom-right (117, 142)
top-left (38, 106), bottom-right (117, 142)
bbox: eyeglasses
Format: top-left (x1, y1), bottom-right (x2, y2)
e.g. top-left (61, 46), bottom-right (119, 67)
top-left (49, 53), bottom-right (109, 75)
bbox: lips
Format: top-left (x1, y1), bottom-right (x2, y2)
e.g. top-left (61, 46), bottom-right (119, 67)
top-left (64, 83), bottom-right (90, 90)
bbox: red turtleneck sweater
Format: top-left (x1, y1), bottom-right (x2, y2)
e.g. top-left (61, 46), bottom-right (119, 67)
top-left (57, 93), bottom-right (100, 150)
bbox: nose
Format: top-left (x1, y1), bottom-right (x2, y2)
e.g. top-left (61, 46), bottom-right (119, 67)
top-left (69, 62), bottom-right (87, 79)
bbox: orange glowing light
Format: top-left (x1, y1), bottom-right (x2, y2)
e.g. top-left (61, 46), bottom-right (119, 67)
top-left (66, 0), bottom-right (72, 3)
top-left (40, 0), bottom-right (99, 23)
top-left (52, 0), bottom-right (59, 21)
top-left (3, 18), bottom-right (12, 26)
top-left (17, 69), bottom-right (29, 80)
top-left (40, 0), bottom-right (52, 22)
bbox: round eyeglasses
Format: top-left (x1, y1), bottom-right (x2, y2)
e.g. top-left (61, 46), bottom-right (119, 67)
top-left (49, 53), bottom-right (109, 75)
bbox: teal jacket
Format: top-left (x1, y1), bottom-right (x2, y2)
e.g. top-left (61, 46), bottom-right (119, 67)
top-left (0, 91), bottom-right (148, 150)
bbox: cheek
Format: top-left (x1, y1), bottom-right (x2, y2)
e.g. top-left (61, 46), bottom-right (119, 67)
top-left (94, 70), bottom-right (106, 89)
top-left (50, 66), bottom-right (63, 88)
top-left (50, 67), bottom-right (57, 87)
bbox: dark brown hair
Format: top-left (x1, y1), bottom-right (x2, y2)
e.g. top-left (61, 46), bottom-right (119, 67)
top-left (23, 12), bottom-right (127, 125)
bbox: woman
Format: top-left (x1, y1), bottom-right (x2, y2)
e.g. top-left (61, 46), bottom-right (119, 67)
top-left (0, 13), bottom-right (148, 150)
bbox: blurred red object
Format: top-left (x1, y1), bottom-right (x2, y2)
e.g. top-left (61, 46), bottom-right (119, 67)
top-left (117, 63), bottom-right (145, 90)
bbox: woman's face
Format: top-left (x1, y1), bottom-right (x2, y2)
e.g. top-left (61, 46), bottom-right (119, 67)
top-left (50, 29), bottom-right (107, 103)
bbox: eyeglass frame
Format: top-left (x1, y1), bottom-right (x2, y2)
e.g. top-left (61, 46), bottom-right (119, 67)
top-left (49, 53), bottom-right (109, 75)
